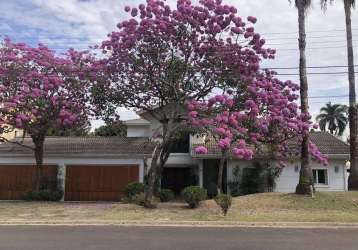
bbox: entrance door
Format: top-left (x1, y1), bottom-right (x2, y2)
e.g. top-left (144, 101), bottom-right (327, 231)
top-left (161, 167), bottom-right (198, 195)
top-left (203, 160), bottom-right (227, 198)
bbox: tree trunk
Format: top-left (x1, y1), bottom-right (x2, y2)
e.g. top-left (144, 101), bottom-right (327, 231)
top-left (144, 145), bottom-right (161, 208)
top-left (344, 1), bottom-right (358, 190)
top-left (295, 2), bottom-right (313, 195)
top-left (217, 155), bottom-right (226, 195)
top-left (32, 135), bottom-right (45, 191)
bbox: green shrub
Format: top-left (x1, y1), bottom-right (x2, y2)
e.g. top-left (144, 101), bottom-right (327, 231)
top-left (215, 194), bottom-right (232, 216)
top-left (206, 182), bottom-right (218, 198)
top-left (181, 186), bottom-right (207, 208)
top-left (132, 192), bottom-right (146, 206)
top-left (158, 189), bottom-right (175, 202)
top-left (124, 182), bottom-right (145, 200)
top-left (23, 189), bottom-right (63, 201)
top-left (131, 192), bottom-right (159, 208)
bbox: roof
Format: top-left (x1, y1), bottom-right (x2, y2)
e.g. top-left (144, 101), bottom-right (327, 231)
top-left (123, 118), bottom-right (150, 126)
top-left (0, 137), bottom-right (155, 158)
top-left (191, 132), bottom-right (349, 159)
top-left (306, 132), bottom-right (349, 155)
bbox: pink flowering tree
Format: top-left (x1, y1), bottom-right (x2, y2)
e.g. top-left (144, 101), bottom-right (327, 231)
top-left (96, 0), bottom-right (284, 206)
top-left (0, 39), bottom-right (93, 190)
top-left (188, 73), bottom-right (328, 193)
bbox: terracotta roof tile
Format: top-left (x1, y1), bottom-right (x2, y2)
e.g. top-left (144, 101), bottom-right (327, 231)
top-left (0, 137), bottom-right (155, 157)
top-left (191, 132), bottom-right (349, 158)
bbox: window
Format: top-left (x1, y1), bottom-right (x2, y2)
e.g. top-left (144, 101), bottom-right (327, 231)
top-left (312, 169), bottom-right (328, 185)
top-left (14, 130), bottom-right (23, 138)
top-left (170, 132), bottom-right (190, 153)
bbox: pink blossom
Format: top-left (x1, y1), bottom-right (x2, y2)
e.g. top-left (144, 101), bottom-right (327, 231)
top-left (218, 138), bottom-right (231, 150)
top-left (195, 146), bottom-right (208, 154)
top-left (247, 16), bottom-right (257, 24)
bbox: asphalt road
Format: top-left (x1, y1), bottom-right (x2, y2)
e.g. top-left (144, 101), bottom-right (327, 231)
top-left (0, 226), bottom-right (357, 250)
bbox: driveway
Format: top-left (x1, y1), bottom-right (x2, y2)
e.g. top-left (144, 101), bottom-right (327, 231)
top-left (0, 226), bottom-right (357, 250)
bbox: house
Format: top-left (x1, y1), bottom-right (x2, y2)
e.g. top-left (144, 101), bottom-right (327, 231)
top-left (0, 113), bottom-right (350, 201)
top-left (125, 116), bottom-right (350, 196)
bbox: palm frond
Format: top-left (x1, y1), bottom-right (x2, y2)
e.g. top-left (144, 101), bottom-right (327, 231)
top-left (321, 0), bottom-right (355, 10)
top-left (289, 0), bottom-right (312, 11)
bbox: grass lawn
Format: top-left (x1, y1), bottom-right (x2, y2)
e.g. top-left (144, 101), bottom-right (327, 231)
top-left (2, 192), bottom-right (358, 224)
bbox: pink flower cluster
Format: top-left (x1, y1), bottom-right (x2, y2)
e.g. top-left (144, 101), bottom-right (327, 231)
top-left (0, 39), bottom-right (92, 135)
top-left (309, 142), bottom-right (328, 166)
top-left (195, 146), bottom-right (209, 154)
top-left (187, 84), bottom-right (327, 165)
top-left (100, 0), bottom-right (277, 112)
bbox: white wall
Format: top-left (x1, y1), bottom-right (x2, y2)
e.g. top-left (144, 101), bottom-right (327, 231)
top-left (227, 159), bottom-right (348, 193)
top-left (127, 125), bottom-right (151, 137)
top-left (275, 160), bottom-right (347, 192)
top-left (146, 153), bottom-right (200, 168)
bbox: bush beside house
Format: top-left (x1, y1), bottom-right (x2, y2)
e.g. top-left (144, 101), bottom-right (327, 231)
top-left (181, 186), bottom-right (207, 208)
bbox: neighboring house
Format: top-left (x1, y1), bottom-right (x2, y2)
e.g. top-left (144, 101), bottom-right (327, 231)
top-left (0, 113), bottom-right (350, 201)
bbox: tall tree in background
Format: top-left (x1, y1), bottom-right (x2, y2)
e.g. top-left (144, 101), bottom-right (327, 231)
top-left (321, 0), bottom-right (358, 190)
top-left (290, 0), bottom-right (314, 195)
top-left (316, 102), bottom-right (348, 136)
top-left (47, 121), bottom-right (91, 136)
top-left (93, 121), bottom-right (127, 137)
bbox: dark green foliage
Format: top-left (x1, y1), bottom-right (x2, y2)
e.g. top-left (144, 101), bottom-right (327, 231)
top-left (93, 122), bottom-right (127, 137)
top-left (132, 193), bottom-right (145, 206)
top-left (39, 176), bottom-right (59, 191)
top-left (23, 176), bottom-right (63, 201)
top-left (23, 190), bottom-right (63, 201)
top-left (215, 194), bottom-right (232, 216)
top-left (239, 162), bottom-right (282, 195)
top-left (181, 186), bottom-right (207, 208)
top-left (124, 182), bottom-right (145, 200)
top-left (316, 102), bottom-right (348, 136)
top-left (239, 167), bottom-right (262, 195)
top-left (47, 121), bottom-right (91, 136)
top-left (206, 182), bottom-right (218, 198)
top-left (130, 193), bottom-right (158, 208)
top-left (158, 189), bottom-right (175, 202)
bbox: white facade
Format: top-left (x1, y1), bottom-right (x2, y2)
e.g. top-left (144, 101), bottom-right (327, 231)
top-left (226, 158), bottom-right (348, 193)
top-left (123, 117), bottom-right (350, 193)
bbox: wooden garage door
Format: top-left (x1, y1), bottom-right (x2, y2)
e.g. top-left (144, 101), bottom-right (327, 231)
top-left (65, 165), bottom-right (139, 201)
top-left (0, 165), bottom-right (58, 200)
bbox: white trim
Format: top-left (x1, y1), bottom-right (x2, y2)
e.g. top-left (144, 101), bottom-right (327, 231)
top-left (312, 168), bottom-right (329, 186)
top-left (57, 164), bottom-right (66, 201)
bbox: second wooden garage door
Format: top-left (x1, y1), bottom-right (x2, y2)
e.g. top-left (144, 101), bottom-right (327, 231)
top-left (65, 165), bottom-right (139, 201)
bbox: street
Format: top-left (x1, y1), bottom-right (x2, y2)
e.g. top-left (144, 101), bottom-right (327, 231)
top-left (0, 226), bottom-right (357, 250)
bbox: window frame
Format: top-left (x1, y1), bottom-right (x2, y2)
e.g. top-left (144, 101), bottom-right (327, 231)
top-left (312, 169), bottom-right (329, 186)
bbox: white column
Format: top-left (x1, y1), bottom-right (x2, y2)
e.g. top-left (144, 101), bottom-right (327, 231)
top-left (343, 165), bottom-right (348, 191)
top-left (57, 163), bottom-right (66, 201)
top-left (139, 159), bottom-right (145, 183)
top-left (199, 160), bottom-right (204, 187)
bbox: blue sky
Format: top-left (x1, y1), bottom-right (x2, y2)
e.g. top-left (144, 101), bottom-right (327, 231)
top-left (1, 0), bottom-right (357, 132)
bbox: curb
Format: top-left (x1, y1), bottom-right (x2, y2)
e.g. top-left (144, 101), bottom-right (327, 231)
top-left (1, 221), bottom-right (358, 229)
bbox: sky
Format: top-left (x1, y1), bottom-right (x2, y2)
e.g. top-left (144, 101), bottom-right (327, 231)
top-left (0, 0), bottom-right (357, 132)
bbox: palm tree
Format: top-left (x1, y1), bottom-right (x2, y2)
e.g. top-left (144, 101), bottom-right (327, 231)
top-left (289, 0), bottom-right (314, 195)
top-left (321, 0), bottom-right (358, 190)
top-left (316, 102), bottom-right (348, 136)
